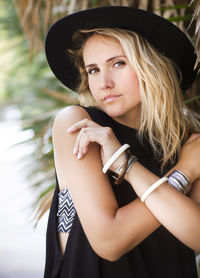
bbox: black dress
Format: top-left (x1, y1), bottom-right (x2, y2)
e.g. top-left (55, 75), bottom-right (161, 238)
top-left (44, 106), bottom-right (198, 278)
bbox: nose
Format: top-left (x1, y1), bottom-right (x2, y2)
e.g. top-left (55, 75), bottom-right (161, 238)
top-left (100, 72), bottom-right (114, 90)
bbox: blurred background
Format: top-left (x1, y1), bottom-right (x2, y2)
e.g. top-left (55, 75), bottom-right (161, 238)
top-left (0, 0), bottom-right (200, 277)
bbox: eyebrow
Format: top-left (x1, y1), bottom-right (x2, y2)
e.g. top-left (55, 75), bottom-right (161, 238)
top-left (85, 55), bottom-right (127, 69)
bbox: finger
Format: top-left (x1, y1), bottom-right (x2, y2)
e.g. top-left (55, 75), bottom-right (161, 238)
top-left (73, 127), bottom-right (87, 156)
top-left (67, 119), bottom-right (99, 133)
top-left (73, 126), bottom-right (116, 159)
top-left (77, 128), bottom-right (99, 159)
top-left (77, 128), bottom-right (104, 159)
top-left (82, 129), bottom-right (99, 154)
top-left (77, 130), bottom-right (89, 159)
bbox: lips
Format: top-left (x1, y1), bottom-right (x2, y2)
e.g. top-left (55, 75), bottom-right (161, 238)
top-left (103, 94), bottom-right (121, 103)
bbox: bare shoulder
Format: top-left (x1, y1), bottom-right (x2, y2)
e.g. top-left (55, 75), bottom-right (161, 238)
top-left (52, 105), bottom-right (100, 189)
top-left (53, 105), bottom-right (91, 133)
top-left (54, 105), bottom-right (90, 125)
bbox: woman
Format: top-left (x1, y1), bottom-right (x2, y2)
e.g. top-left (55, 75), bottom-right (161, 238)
top-left (44, 6), bottom-right (200, 278)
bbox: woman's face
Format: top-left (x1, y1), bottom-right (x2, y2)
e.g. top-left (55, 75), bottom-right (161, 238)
top-left (82, 34), bottom-right (141, 127)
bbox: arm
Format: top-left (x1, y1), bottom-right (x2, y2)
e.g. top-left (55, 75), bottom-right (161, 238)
top-left (189, 178), bottom-right (200, 203)
top-left (54, 105), bottom-right (200, 261)
top-left (53, 106), bottom-right (160, 261)
top-left (125, 162), bottom-right (200, 253)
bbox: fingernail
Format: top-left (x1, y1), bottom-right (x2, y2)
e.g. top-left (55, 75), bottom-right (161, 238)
top-left (67, 127), bottom-right (73, 132)
top-left (77, 152), bottom-right (82, 160)
top-left (73, 147), bottom-right (77, 155)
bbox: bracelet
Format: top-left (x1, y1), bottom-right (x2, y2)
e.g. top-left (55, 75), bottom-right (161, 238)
top-left (116, 154), bottom-right (137, 174)
top-left (113, 150), bottom-right (130, 185)
top-left (115, 150), bottom-right (131, 174)
top-left (168, 176), bottom-right (184, 193)
top-left (167, 170), bottom-right (191, 194)
top-left (141, 177), bottom-right (168, 203)
top-left (102, 144), bottom-right (130, 174)
top-left (126, 154), bottom-right (138, 173)
top-left (112, 152), bottom-right (138, 185)
top-left (176, 170), bottom-right (190, 183)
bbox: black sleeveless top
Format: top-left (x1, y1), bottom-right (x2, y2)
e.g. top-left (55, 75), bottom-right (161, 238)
top-left (44, 106), bottom-right (198, 278)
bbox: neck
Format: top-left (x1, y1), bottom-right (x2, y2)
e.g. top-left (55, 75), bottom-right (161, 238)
top-left (113, 106), bottom-right (141, 129)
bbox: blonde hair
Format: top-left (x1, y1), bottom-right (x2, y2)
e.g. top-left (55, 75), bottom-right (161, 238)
top-left (70, 28), bottom-right (200, 171)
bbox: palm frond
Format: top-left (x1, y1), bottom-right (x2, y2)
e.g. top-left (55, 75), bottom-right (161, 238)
top-left (32, 185), bottom-right (55, 227)
top-left (190, 0), bottom-right (200, 69)
top-left (42, 88), bottom-right (79, 104)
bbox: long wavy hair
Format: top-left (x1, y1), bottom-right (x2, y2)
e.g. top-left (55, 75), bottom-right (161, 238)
top-left (69, 28), bottom-right (200, 171)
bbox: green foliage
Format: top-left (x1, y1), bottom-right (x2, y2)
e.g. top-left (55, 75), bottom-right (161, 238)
top-left (0, 0), bottom-right (69, 222)
top-left (0, 0), bottom-right (21, 36)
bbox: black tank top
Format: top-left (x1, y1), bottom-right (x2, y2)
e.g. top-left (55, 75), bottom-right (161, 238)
top-left (44, 106), bottom-right (198, 278)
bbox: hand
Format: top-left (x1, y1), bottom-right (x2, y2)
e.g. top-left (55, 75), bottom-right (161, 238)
top-left (176, 133), bottom-right (200, 183)
top-left (67, 119), bottom-right (123, 171)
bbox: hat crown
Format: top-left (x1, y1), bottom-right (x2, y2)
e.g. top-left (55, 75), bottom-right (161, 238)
top-left (45, 6), bottom-right (196, 92)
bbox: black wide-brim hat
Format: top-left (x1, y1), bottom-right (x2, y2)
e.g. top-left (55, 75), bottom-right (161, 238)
top-left (45, 6), bottom-right (197, 92)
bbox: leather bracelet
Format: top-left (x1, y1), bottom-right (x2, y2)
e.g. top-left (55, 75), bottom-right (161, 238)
top-left (112, 151), bottom-right (138, 185)
top-left (113, 150), bottom-right (130, 184)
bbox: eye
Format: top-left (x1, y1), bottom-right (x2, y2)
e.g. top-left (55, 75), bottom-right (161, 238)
top-left (113, 61), bottom-right (126, 68)
top-left (87, 67), bottom-right (99, 75)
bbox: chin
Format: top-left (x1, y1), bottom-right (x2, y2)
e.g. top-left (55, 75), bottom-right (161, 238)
top-left (104, 108), bottom-right (125, 118)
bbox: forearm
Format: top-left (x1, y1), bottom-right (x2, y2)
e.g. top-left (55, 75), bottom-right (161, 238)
top-left (125, 161), bottom-right (200, 252)
top-left (69, 160), bottom-right (199, 260)
top-left (107, 198), bottom-right (160, 258)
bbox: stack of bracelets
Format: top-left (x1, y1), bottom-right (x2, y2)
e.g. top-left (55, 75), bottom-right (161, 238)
top-left (167, 170), bottom-right (191, 194)
top-left (102, 144), bottom-right (138, 185)
top-left (102, 144), bottom-right (191, 201)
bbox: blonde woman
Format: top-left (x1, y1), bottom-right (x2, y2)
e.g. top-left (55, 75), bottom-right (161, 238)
top-left (44, 6), bottom-right (200, 278)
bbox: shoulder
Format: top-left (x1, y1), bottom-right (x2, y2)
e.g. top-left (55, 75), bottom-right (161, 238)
top-left (52, 105), bottom-right (105, 191)
top-left (53, 105), bottom-right (108, 133)
top-left (54, 105), bottom-right (90, 125)
top-left (52, 105), bottom-right (91, 134)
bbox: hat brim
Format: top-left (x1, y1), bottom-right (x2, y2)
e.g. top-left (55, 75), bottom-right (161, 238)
top-left (45, 6), bottom-right (197, 92)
